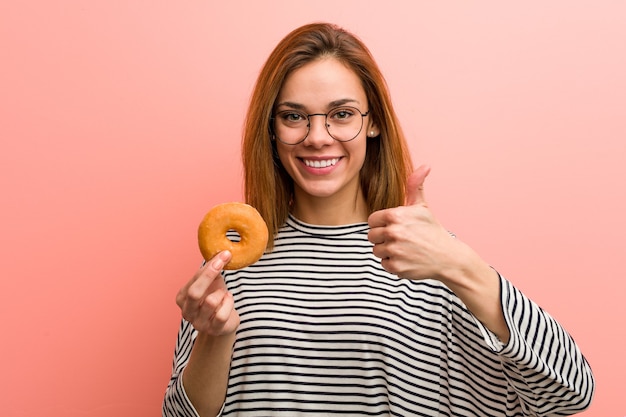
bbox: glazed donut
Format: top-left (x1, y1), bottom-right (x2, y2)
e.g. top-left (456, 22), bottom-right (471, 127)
top-left (197, 202), bottom-right (269, 270)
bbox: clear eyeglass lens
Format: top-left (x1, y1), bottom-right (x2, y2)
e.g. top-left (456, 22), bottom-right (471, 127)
top-left (273, 106), bottom-right (365, 145)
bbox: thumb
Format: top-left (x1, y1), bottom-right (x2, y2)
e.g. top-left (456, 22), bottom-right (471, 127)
top-left (405, 164), bottom-right (431, 206)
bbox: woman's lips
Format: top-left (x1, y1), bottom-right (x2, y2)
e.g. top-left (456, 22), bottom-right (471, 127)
top-left (298, 157), bottom-right (343, 174)
top-left (302, 157), bottom-right (340, 168)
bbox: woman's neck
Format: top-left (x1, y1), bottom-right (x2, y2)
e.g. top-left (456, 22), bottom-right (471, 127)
top-left (290, 188), bottom-right (369, 225)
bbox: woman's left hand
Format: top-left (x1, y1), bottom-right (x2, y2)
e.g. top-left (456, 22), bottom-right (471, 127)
top-left (368, 164), bottom-right (464, 282)
top-left (368, 165), bottom-right (510, 342)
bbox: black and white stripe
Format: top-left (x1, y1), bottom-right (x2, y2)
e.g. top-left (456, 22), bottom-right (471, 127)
top-left (163, 216), bottom-right (594, 416)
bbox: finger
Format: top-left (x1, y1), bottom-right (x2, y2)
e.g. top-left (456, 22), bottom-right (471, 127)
top-left (177, 250), bottom-right (232, 308)
top-left (200, 291), bottom-right (239, 336)
top-left (203, 284), bottom-right (228, 311)
top-left (367, 227), bottom-right (384, 245)
top-left (212, 291), bottom-right (236, 326)
top-left (367, 210), bottom-right (385, 229)
top-left (184, 285), bottom-right (225, 325)
top-left (209, 249), bottom-right (233, 271)
top-left (371, 241), bottom-right (390, 260)
top-left (191, 250), bottom-right (232, 302)
top-left (405, 164), bottom-right (431, 206)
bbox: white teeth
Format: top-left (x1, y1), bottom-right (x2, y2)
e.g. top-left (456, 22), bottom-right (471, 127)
top-left (304, 158), bottom-right (339, 168)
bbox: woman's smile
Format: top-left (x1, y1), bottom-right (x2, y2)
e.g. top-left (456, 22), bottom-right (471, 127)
top-left (301, 157), bottom-right (340, 169)
top-left (275, 57), bottom-right (374, 204)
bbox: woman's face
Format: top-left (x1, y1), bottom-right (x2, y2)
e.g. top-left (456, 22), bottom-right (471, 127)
top-left (274, 57), bottom-right (378, 206)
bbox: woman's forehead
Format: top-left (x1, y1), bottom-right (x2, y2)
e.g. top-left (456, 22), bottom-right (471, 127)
top-left (277, 58), bottom-right (367, 110)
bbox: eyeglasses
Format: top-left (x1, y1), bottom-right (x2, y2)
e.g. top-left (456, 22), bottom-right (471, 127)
top-left (271, 106), bottom-right (370, 145)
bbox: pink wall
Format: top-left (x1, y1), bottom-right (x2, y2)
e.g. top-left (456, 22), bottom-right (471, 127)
top-left (1, 1), bottom-right (624, 415)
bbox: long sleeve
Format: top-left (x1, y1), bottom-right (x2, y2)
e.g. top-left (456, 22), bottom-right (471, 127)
top-left (165, 219), bottom-right (596, 415)
top-left (475, 275), bottom-right (595, 416)
top-left (162, 320), bottom-right (204, 417)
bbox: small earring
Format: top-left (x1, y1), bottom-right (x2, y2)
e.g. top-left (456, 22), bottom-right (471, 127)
top-left (369, 130), bottom-right (376, 137)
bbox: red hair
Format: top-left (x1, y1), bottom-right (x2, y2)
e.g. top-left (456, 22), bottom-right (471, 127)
top-left (242, 22), bottom-right (413, 249)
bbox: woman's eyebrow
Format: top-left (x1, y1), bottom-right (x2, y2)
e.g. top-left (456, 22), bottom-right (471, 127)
top-left (275, 101), bottom-right (306, 110)
top-left (328, 98), bottom-right (360, 108)
top-left (275, 98), bottom-right (360, 111)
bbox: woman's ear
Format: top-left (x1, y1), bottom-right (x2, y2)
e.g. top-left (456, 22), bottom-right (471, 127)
top-left (366, 124), bottom-right (380, 138)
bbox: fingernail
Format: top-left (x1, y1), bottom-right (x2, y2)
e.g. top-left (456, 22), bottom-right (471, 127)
top-left (212, 257), bottom-right (224, 270)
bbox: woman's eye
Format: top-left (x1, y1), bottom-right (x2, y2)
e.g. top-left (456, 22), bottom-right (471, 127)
top-left (330, 108), bottom-right (355, 121)
top-left (282, 112), bottom-right (305, 123)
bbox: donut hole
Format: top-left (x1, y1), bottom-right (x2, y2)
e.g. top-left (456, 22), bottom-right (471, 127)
top-left (226, 228), bottom-right (241, 243)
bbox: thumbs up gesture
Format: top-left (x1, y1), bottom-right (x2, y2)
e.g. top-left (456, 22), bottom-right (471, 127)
top-left (368, 165), bottom-right (509, 339)
top-left (367, 165), bottom-right (460, 281)
top-left (405, 164), bottom-right (431, 206)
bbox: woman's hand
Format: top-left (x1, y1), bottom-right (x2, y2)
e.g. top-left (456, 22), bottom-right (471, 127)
top-left (367, 165), bottom-right (464, 282)
top-left (176, 250), bottom-right (240, 336)
top-left (368, 165), bottom-right (509, 341)
top-left (176, 250), bottom-right (240, 415)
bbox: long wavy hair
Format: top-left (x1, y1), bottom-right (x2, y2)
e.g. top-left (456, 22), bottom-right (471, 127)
top-left (242, 22), bottom-right (413, 249)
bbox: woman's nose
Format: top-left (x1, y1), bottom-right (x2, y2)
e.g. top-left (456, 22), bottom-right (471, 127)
top-left (304, 115), bottom-right (334, 147)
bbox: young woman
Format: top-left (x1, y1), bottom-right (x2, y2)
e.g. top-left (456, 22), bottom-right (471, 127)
top-left (163, 23), bottom-right (594, 417)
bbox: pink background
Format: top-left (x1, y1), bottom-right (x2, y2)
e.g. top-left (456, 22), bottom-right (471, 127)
top-left (1, 1), bottom-right (624, 416)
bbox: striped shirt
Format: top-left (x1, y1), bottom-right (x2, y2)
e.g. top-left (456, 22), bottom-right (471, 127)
top-left (163, 216), bottom-right (594, 416)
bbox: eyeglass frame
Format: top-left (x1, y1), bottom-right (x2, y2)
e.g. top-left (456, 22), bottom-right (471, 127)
top-left (270, 106), bottom-right (371, 145)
